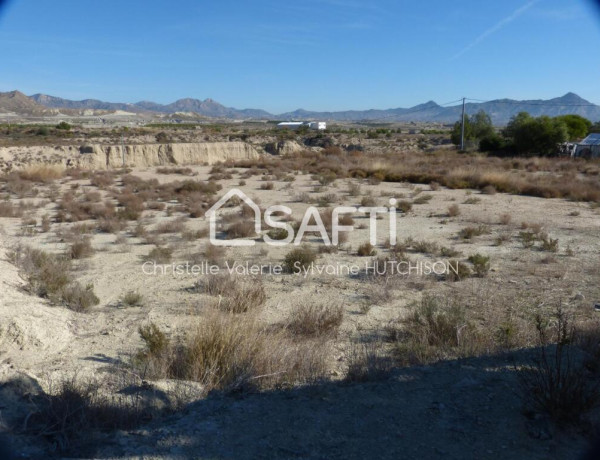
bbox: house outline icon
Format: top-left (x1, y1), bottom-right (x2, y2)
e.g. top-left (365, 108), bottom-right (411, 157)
top-left (205, 188), bottom-right (261, 246)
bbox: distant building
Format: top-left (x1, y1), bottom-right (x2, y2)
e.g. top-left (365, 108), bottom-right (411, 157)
top-left (308, 121), bottom-right (327, 131)
top-left (574, 134), bottom-right (600, 158)
top-left (277, 122), bottom-right (305, 130)
top-left (277, 121), bottom-right (327, 131)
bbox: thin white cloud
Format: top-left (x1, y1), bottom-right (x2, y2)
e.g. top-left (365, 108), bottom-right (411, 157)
top-left (451, 0), bottom-right (541, 60)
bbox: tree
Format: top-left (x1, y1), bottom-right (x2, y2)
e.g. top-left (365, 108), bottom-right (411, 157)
top-left (56, 121), bottom-right (72, 130)
top-left (471, 110), bottom-right (495, 139)
top-left (506, 114), bottom-right (568, 156)
top-left (451, 110), bottom-right (494, 147)
top-left (589, 121), bottom-right (600, 135)
top-left (502, 112), bottom-right (532, 139)
top-left (555, 115), bottom-right (591, 141)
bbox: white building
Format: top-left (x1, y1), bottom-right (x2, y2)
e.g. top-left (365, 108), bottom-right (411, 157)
top-left (277, 122), bottom-right (305, 130)
top-left (277, 121), bottom-right (327, 131)
top-left (308, 121), bottom-right (327, 130)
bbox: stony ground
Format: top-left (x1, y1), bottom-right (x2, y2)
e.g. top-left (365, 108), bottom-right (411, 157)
top-left (0, 161), bottom-right (599, 458)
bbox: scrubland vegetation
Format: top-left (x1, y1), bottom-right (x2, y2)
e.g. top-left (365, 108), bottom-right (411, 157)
top-left (1, 127), bottom-right (599, 457)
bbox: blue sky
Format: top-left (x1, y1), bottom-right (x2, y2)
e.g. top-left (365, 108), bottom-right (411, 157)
top-left (0, 0), bottom-right (599, 113)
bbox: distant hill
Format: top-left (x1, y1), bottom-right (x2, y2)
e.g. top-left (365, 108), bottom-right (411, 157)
top-left (278, 93), bottom-right (600, 124)
top-left (0, 90), bottom-right (53, 115)
top-left (28, 94), bottom-right (273, 119)
top-left (2, 90), bottom-right (599, 124)
top-left (30, 93), bottom-right (135, 112)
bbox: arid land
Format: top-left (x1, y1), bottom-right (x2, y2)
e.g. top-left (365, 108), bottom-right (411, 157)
top-left (0, 123), bottom-right (599, 459)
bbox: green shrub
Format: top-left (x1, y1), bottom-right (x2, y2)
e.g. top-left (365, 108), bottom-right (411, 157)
top-left (138, 323), bottom-right (170, 358)
top-left (468, 253), bottom-right (490, 277)
top-left (283, 246), bottom-right (317, 273)
top-left (444, 260), bottom-right (471, 281)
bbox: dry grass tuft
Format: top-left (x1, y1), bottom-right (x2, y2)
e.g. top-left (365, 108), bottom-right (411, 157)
top-left (9, 245), bottom-right (99, 311)
top-left (286, 303), bottom-right (344, 338)
top-left (135, 314), bottom-right (329, 393)
top-left (201, 274), bottom-right (267, 314)
top-left (357, 242), bottom-right (377, 257)
top-left (518, 307), bottom-right (600, 426)
top-left (18, 164), bottom-right (64, 182)
top-left (345, 340), bottom-right (392, 382)
top-left (68, 237), bottom-right (95, 260)
top-left (447, 204), bottom-right (461, 217)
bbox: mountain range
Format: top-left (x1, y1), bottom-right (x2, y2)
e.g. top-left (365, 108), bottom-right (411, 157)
top-left (1, 90), bottom-right (599, 124)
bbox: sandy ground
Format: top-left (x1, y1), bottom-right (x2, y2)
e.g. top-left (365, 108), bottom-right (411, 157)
top-left (1, 164), bottom-right (599, 458)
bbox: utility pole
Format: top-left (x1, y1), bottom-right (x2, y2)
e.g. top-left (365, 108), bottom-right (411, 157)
top-left (460, 97), bottom-right (466, 151)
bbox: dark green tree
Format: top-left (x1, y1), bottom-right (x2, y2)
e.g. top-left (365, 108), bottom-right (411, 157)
top-left (451, 110), bottom-right (494, 147)
top-left (505, 114), bottom-right (568, 156)
top-left (555, 115), bottom-right (591, 140)
top-left (588, 121), bottom-right (600, 135)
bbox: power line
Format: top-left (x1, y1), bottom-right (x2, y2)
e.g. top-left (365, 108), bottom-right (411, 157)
top-left (363, 96), bottom-right (598, 123)
top-left (464, 97), bottom-right (597, 107)
top-left (368, 99), bottom-right (465, 122)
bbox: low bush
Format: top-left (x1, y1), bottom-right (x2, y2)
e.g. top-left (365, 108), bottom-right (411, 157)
top-left (202, 243), bottom-right (226, 266)
top-left (144, 246), bottom-right (173, 263)
top-left (444, 260), bottom-right (472, 281)
top-left (360, 196), bottom-right (377, 207)
top-left (540, 234), bottom-right (559, 252)
top-left (121, 291), bottom-right (144, 307)
top-left (10, 246), bottom-right (100, 311)
top-left (357, 242), bottom-right (377, 257)
top-left (200, 274), bottom-right (267, 314)
top-left (345, 340), bottom-right (391, 382)
top-left (283, 246), bottom-right (317, 273)
top-left (412, 240), bottom-right (438, 255)
top-left (518, 307), bottom-right (600, 425)
top-left (154, 219), bottom-right (186, 234)
top-left (18, 165), bottom-right (63, 183)
top-left (135, 314), bottom-right (328, 393)
top-left (286, 303), bottom-right (344, 338)
top-left (396, 200), bottom-right (412, 213)
top-left (459, 225), bottom-right (490, 240)
top-left (226, 220), bottom-right (255, 239)
top-left (156, 167), bottom-right (194, 175)
top-left (347, 182), bottom-right (361, 197)
top-left (27, 377), bottom-right (154, 453)
top-left (413, 194), bottom-right (433, 204)
top-left (499, 213), bottom-right (512, 225)
top-left (68, 237), bottom-right (95, 259)
top-left (468, 253), bottom-right (490, 277)
top-left (386, 294), bottom-right (480, 365)
top-left (447, 204), bottom-right (461, 217)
